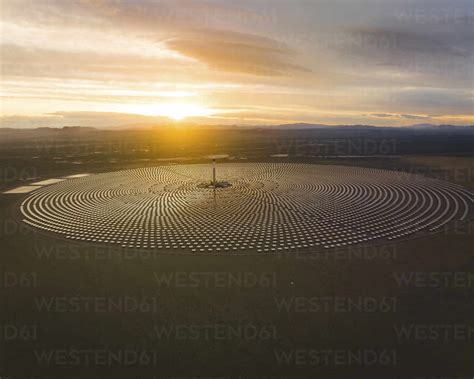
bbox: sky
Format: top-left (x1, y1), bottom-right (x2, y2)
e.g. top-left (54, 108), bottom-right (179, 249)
top-left (0, 0), bottom-right (473, 128)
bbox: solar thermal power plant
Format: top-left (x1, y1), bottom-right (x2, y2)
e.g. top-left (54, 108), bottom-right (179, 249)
top-left (20, 163), bottom-right (473, 253)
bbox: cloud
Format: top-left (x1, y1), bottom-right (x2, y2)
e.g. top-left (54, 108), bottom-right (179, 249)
top-left (370, 113), bottom-right (430, 120)
top-left (370, 113), bottom-right (395, 118)
top-left (336, 20), bottom-right (474, 87)
top-left (0, 44), bottom-right (186, 82)
top-left (389, 88), bottom-right (474, 113)
top-left (400, 113), bottom-right (430, 120)
top-left (165, 30), bottom-right (309, 76)
top-left (345, 25), bottom-right (473, 57)
top-left (0, 112), bottom-right (169, 129)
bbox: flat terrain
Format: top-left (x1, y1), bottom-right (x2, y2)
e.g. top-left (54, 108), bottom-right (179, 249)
top-left (1, 127), bottom-right (473, 378)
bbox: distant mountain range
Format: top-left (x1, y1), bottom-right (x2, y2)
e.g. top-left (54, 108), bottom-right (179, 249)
top-left (1, 123), bottom-right (473, 134)
top-left (265, 123), bottom-right (474, 130)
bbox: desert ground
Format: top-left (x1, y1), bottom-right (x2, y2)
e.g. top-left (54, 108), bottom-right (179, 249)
top-left (1, 127), bottom-right (473, 378)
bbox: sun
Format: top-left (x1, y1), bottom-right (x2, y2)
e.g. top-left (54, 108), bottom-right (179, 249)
top-left (159, 103), bottom-right (209, 121)
top-left (125, 102), bottom-right (214, 121)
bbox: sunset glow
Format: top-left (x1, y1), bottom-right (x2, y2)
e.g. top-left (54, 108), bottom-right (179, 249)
top-left (0, 0), bottom-right (473, 128)
top-left (124, 102), bottom-right (215, 121)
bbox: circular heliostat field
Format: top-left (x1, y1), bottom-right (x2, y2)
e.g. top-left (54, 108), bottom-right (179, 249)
top-left (21, 164), bottom-right (472, 253)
